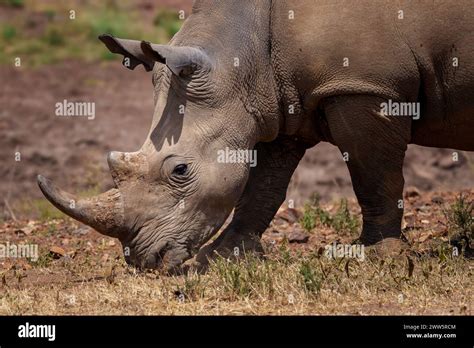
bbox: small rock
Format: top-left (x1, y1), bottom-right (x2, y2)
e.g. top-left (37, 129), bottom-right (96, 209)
top-left (270, 228), bottom-right (281, 234)
top-left (418, 233), bottom-right (431, 243)
top-left (265, 230), bottom-right (285, 244)
top-left (14, 228), bottom-right (30, 236)
top-left (437, 155), bottom-right (464, 169)
top-left (17, 259), bottom-right (32, 270)
top-left (431, 225), bottom-right (448, 236)
top-left (14, 221), bottom-right (36, 236)
top-left (72, 227), bottom-right (90, 236)
top-left (415, 204), bottom-right (431, 212)
top-left (278, 208), bottom-right (300, 224)
top-left (101, 253), bottom-right (110, 262)
top-left (403, 214), bottom-right (417, 230)
top-left (431, 196), bottom-right (444, 204)
top-left (404, 186), bottom-right (420, 198)
top-left (30, 151), bottom-right (58, 166)
top-left (272, 218), bottom-right (287, 227)
top-left (287, 229), bottom-right (309, 244)
top-left (49, 246), bottom-right (66, 259)
top-left (269, 228), bottom-right (284, 238)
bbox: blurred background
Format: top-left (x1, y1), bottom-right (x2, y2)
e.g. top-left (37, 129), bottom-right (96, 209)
top-left (1, 0), bottom-right (473, 222)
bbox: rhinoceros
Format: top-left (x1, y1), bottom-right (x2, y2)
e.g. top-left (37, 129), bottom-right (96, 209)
top-left (38, 0), bottom-right (474, 271)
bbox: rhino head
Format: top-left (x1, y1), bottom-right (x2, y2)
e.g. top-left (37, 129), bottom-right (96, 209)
top-left (38, 5), bottom-right (279, 272)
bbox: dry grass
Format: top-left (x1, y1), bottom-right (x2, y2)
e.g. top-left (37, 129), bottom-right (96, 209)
top-left (0, 191), bottom-right (472, 315)
top-left (0, 243), bottom-right (471, 315)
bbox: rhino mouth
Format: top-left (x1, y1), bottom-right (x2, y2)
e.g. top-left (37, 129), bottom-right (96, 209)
top-left (37, 175), bottom-right (201, 272)
top-left (132, 242), bottom-right (171, 270)
top-left (140, 242), bottom-right (193, 272)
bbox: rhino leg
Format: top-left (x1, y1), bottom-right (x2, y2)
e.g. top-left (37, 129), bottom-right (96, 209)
top-left (324, 95), bottom-right (411, 245)
top-left (196, 137), bottom-right (306, 264)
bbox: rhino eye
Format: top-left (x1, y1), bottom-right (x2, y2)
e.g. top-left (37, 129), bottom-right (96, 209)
top-left (172, 164), bottom-right (188, 176)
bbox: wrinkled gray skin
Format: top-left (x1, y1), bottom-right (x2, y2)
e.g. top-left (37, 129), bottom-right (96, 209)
top-left (38, 0), bottom-right (474, 272)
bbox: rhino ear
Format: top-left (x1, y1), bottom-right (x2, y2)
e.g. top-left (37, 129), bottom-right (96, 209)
top-left (98, 34), bottom-right (155, 72)
top-left (140, 41), bottom-right (211, 77)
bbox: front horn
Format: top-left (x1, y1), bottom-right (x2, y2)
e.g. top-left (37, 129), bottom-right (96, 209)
top-left (37, 175), bottom-right (125, 238)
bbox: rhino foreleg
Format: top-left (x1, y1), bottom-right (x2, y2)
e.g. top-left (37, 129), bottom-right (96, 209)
top-left (324, 95), bottom-right (411, 245)
top-left (196, 137), bottom-right (306, 264)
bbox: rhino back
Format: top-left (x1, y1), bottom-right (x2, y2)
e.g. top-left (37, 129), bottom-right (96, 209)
top-left (271, 0), bottom-right (474, 148)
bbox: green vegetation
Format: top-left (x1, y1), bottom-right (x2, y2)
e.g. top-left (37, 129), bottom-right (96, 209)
top-left (0, 0), bottom-right (24, 8)
top-left (211, 253), bottom-right (276, 299)
top-left (14, 198), bottom-right (66, 221)
top-left (12, 183), bottom-right (101, 222)
top-left (300, 195), bottom-right (359, 234)
top-left (2, 25), bottom-right (17, 41)
top-left (444, 194), bottom-right (473, 253)
top-left (198, 251), bottom-right (325, 301)
top-left (29, 251), bottom-right (53, 268)
top-left (331, 198), bottom-right (359, 234)
top-left (0, 2), bottom-right (184, 67)
top-left (445, 194), bottom-right (473, 237)
top-left (300, 204), bottom-right (318, 231)
top-left (153, 9), bottom-right (182, 38)
top-left (299, 260), bottom-right (322, 293)
top-left (43, 27), bottom-right (64, 46)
